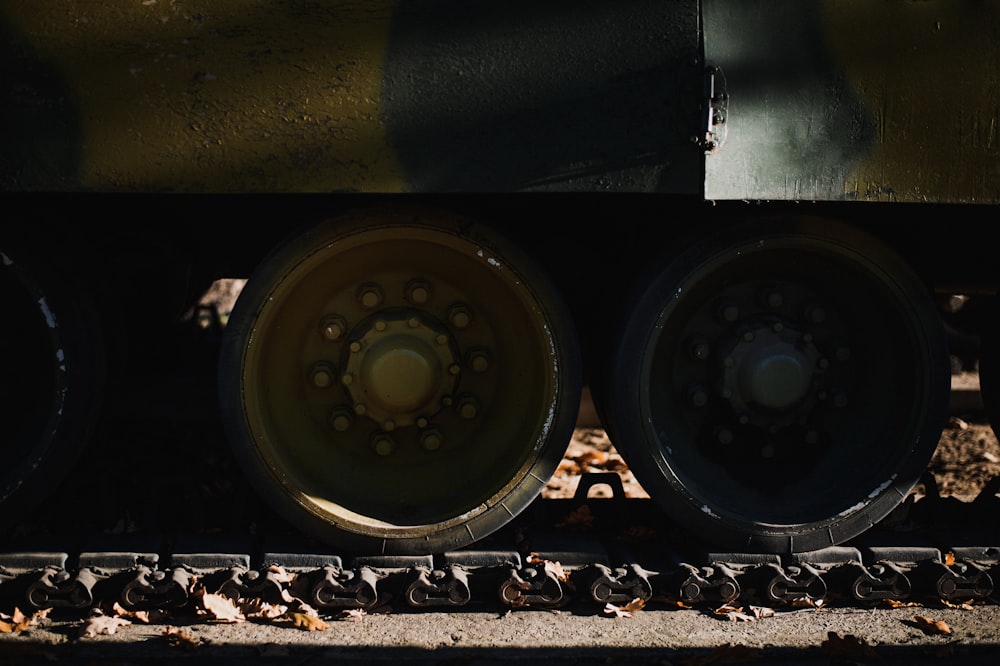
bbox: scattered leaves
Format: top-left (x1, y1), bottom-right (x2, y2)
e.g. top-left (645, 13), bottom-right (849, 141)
top-left (712, 604), bottom-right (773, 622)
top-left (941, 598), bottom-right (977, 610)
top-left (820, 631), bottom-right (877, 659)
top-left (913, 615), bottom-right (952, 635)
top-left (886, 599), bottom-right (923, 608)
top-left (602, 598), bottom-right (646, 618)
top-left (0, 607), bottom-right (50, 634)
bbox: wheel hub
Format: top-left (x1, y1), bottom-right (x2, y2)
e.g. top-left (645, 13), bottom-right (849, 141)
top-left (343, 311), bottom-right (460, 428)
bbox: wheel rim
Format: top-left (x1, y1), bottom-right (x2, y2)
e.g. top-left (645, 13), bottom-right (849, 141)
top-left (219, 209), bottom-right (580, 554)
top-left (606, 218), bottom-right (950, 552)
top-left (0, 246), bottom-right (104, 520)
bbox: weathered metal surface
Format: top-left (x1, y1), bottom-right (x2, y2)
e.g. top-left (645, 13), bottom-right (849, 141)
top-left (703, 0), bottom-right (1000, 204)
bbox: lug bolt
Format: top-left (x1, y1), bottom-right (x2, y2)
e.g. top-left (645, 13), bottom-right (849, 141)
top-left (689, 386), bottom-right (708, 408)
top-left (447, 304), bottom-right (472, 329)
top-left (340, 372), bottom-right (354, 386)
top-left (310, 362), bottom-right (336, 389)
top-left (716, 427), bottom-right (734, 445)
top-left (416, 416), bottom-right (429, 428)
top-left (357, 283), bottom-right (384, 309)
top-left (371, 433), bottom-right (395, 456)
top-left (448, 363), bottom-right (461, 376)
top-left (689, 338), bottom-right (710, 361)
top-left (421, 428), bottom-right (443, 451)
top-left (329, 407), bottom-right (353, 432)
top-left (383, 419), bottom-right (396, 431)
top-left (456, 394), bottom-right (480, 419)
top-left (353, 403), bottom-right (367, 416)
top-left (405, 279), bottom-right (432, 305)
top-left (762, 289), bottom-right (783, 309)
top-left (804, 304), bottom-right (826, 325)
top-left (469, 349), bottom-right (490, 372)
top-left (718, 302), bottom-right (740, 323)
top-left (320, 315), bottom-right (348, 342)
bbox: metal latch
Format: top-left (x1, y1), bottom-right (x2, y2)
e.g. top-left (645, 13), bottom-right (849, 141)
top-left (702, 65), bottom-right (728, 154)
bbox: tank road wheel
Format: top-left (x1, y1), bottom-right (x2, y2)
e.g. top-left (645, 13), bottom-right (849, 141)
top-left (219, 208), bottom-right (581, 555)
top-left (602, 218), bottom-right (950, 553)
top-left (0, 245), bottom-right (105, 532)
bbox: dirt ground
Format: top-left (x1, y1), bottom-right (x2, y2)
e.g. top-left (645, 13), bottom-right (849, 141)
top-left (545, 374), bottom-right (1000, 503)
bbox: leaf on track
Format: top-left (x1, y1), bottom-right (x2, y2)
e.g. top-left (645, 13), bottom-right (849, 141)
top-left (193, 587), bottom-right (245, 623)
top-left (163, 625), bottom-right (201, 648)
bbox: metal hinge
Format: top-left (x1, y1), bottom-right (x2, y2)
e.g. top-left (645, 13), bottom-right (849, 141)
top-left (701, 65), bottom-right (728, 154)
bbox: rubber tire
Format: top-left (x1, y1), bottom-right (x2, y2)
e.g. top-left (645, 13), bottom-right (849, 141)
top-left (218, 206), bottom-right (581, 555)
top-left (601, 216), bottom-right (950, 553)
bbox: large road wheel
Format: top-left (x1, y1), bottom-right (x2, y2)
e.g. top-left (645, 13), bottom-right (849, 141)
top-left (219, 207), bottom-right (581, 555)
top-left (601, 217), bottom-right (950, 553)
top-left (0, 244), bottom-right (105, 530)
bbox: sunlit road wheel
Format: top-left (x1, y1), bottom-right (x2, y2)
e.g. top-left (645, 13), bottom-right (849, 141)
top-left (0, 244), bottom-right (105, 531)
top-left (601, 218), bottom-right (950, 553)
top-left (218, 208), bottom-right (581, 555)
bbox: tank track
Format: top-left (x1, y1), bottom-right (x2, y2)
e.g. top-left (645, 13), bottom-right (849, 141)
top-left (3, 471), bottom-right (998, 615)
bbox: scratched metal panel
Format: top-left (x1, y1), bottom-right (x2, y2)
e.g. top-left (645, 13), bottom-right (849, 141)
top-left (703, 0), bottom-right (1000, 204)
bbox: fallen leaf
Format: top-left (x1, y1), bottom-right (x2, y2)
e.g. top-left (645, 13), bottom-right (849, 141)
top-left (913, 615), bottom-right (952, 635)
top-left (943, 552), bottom-right (956, 566)
top-left (267, 565), bottom-right (296, 584)
top-left (193, 587), bottom-right (245, 623)
top-left (714, 604), bottom-right (757, 622)
top-left (241, 598), bottom-right (288, 620)
top-left (820, 632), bottom-right (877, 659)
top-left (525, 553), bottom-right (570, 582)
top-left (163, 625), bottom-right (201, 648)
top-left (941, 599), bottom-right (976, 610)
top-left (289, 611), bottom-right (328, 631)
top-left (79, 614), bottom-right (131, 638)
top-left (335, 608), bottom-right (367, 621)
top-left (602, 598), bottom-right (646, 618)
top-left (886, 599), bottom-right (923, 608)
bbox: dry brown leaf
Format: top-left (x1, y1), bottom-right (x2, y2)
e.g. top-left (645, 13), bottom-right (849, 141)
top-left (525, 553), bottom-right (570, 582)
top-left (335, 608), bottom-right (367, 621)
top-left (267, 564), bottom-right (296, 583)
top-left (289, 611), bottom-right (328, 631)
top-left (602, 598), bottom-right (646, 618)
top-left (913, 615), bottom-right (952, 635)
top-left (0, 620), bottom-right (13, 633)
top-left (79, 614), bottom-right (131, 638)
top-left (241, 598), bottom-right (288, 620)
top-left (944, 552), bottom-right (957, 566)
top-left (713, 604), bottom-right (757, 622)
top-left (886, 599), bottom-right (923, 608)
top-left (193, 587), bottom-right (245, 623)
top-left (163, 625), bottom-right (201, 648)
top-left (941, 599), bottom-right (976, 610)
top-left (820, 631), bottom-right (877, 659)
top-left (786, 597), bottom-right (824, 609)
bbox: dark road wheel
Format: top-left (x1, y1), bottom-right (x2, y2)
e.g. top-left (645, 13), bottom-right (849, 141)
top-left (0, 245), bottom-right (105, 530)
top-left (218, 207), bottom-right (581, 555)
top-left (601, 217), bottom-right (950, 553)
top-left (974, 297), bottom-right (1000, 442)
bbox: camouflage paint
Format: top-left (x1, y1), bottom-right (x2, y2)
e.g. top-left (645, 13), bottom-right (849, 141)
top-left (1, 0), bottom-right (405, 192)
top-left (703, 0), bottom-right (1000, 204)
